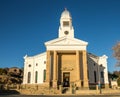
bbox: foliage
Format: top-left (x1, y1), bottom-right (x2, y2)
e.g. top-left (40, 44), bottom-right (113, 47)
top-left (117, 77), bottom-right (120, 86)
top-left (108, 71), bottom-right (118, 80)
top-left (108, 71), bottom-right (120, 87)
top-left (113, 71), bottom-right (120, 77)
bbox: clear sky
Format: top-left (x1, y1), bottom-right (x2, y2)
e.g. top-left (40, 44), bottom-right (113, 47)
top-left (0, 0), bottom-right (120, 72)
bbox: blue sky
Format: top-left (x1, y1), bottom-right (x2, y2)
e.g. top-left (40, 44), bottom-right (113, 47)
top-left (0, 0), bottom-right (120, 72)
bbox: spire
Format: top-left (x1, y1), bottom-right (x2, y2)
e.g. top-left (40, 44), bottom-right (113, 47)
top-left (61, 8), bottom-right (71, 19)
top-left (58, 9), bottom-right (74, 38)
top-left (64, 7), bottom-right (67, 11)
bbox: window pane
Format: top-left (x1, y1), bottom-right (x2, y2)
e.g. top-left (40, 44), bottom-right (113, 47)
top-left (43, 70), bottom-right (46, 82)
top-left (94, 71), bottom-right (96, 83)
top-left (27, 72), bottom-right (31, 83)
top-left (35, 71), bottom-right (38, 83)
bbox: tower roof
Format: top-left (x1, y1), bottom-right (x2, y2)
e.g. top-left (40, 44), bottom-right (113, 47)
top-left (61, 8), bottom-right (71, 19)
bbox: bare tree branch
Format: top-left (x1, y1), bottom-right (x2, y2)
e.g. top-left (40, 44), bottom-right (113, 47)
top-left (115, 60), bottom-right (120, 67)
top-left (113, 42), bottom-right (120, 67)
top-left (113, 42), bottom-right (120, 59)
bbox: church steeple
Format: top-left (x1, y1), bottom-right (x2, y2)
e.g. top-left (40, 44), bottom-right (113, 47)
top-left (58, 8), bottom-right (74, 38)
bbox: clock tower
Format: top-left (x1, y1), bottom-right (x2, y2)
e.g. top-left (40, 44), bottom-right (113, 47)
top-left (58, 8), bottom-right (74, 38)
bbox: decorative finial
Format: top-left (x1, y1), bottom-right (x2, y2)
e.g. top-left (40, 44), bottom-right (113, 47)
top-left (65, 7), bottom-right (67, 11)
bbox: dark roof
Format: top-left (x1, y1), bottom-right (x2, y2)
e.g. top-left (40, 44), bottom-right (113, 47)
top-left (87, 52), bottom-right (98, 58)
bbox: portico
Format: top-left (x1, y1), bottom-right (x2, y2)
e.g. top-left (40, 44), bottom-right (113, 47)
top-left (45, 50), bottom-right (89, 89)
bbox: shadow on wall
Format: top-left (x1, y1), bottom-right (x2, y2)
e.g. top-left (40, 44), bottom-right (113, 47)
top-left (0, 90), bottom-right (20, 95)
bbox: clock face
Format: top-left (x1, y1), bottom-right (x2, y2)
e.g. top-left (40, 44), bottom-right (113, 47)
top-left (64, 31), bottom-right (69, 35)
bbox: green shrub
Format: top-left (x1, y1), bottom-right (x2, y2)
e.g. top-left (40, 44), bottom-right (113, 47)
top-left (117, 77), bottom-right (120, 86)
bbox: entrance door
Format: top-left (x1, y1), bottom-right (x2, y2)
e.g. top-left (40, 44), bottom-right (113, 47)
top-left (63, 72), bottom-right (70, 87)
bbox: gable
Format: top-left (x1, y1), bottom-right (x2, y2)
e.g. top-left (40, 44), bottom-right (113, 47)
top-left (45, 37), bottom-right (88, 46)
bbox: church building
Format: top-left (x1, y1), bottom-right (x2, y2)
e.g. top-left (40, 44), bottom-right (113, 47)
top-left (23, 9), bottom-right (109, 89)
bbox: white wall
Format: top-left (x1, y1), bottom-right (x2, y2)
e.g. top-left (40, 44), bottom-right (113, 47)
top-left (98, 55), bottom-right (109, 84)
top-left (87, 54), bottom-right (99, 84)
top-left (23, 52), bottom-right (46, 84)
top-left (87, 54), bottom-right (109, 85)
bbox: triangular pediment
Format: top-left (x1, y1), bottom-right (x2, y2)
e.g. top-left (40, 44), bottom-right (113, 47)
top-left (45, 36), bottom-right (88, 46)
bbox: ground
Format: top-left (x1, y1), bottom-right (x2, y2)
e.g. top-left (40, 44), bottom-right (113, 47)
top-left (0, 95), bottom-right (120, 97)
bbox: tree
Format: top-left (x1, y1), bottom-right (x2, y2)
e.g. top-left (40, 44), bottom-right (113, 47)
top-left (108, 71), bottom-right (118, 80)
top-left (113, 42), bottom-right (120, 67)
top-left (117, 77), bottom-right (120, 86)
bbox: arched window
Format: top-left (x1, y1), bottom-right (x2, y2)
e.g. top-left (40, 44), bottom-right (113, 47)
top-left (101, 71), bottom-right (104, 78)
top-left (35, 71), bottom-right (38, 83)
top-left (27, 72), bottom-right (31, 83)
top-left (43, 69), bottom-right (46, 82)
top-left (94, 71), bottom-right (97, 83)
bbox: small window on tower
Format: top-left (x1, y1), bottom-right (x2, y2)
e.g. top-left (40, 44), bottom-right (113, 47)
top-left (63, 21), bottom-right (69, 26)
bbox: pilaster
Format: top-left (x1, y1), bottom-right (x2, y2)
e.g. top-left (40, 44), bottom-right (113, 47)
top-left (46, 51), bottom-right (50, 83)
top-left (53, 50), bottom-right (57, 88)
top-left (82, 51), bottom-right (89, 88)
top-left (76, 50), bottom-right (81, 87)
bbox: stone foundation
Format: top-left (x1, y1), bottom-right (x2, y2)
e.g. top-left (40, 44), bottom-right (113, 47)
top-left (1, 83), bottom-right (119, 95)
top-left (19, 84), bottom-right (60, 95)
top-left (104, 84), bottom-right (109, 89)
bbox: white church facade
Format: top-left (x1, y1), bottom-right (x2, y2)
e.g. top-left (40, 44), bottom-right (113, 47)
top-left (23, 9), bottom-right (109, 89)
